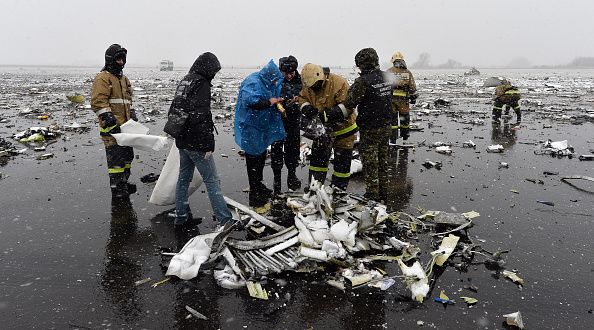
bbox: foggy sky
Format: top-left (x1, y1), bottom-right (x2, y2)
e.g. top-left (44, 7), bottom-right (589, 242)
top-left (1, 0), bottom-right (593, 68)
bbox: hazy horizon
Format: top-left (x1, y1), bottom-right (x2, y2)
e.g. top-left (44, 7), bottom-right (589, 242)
top-left (1, 0), bottom-right (593, 68)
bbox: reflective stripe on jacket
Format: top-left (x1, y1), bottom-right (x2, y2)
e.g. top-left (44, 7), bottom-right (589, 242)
top-left (91, 71), bottom-right (132, 127)
top-left (298, 73), bottom-right (356, 149)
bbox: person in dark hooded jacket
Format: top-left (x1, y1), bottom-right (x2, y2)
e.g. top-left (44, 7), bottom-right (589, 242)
top-left (171, 52), bottom-right (233, 229)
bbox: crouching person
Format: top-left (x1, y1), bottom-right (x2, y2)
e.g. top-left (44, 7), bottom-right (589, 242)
top-left (172, 52), bottom-right (233, 230)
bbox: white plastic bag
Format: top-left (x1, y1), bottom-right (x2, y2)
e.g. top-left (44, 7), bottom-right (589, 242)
top-left (149, 144), bottom-right (203, 205)
top-left (113, 120), bottom-right (168, 152)
top-left (112, 133), bottom-right (168, 152)
top-left (120, 120), bottom-right (150, 134)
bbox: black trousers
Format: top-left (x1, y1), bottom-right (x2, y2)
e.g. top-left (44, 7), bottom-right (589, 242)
top-left (244, 151), bottom-right (267, 189)
top-left (105, 145), bottom-right (134, 188)
top-left (270, 126), bottom-right (300, 175)
top-left (309, 136), bottom-right (352, 190)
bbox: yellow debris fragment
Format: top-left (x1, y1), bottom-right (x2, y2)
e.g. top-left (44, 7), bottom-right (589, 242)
top-left (246, 281), bottom-right (269, 300)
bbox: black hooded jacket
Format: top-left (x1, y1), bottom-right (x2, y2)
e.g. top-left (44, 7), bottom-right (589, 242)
top-left (173, 52), bottom-right (222, 152)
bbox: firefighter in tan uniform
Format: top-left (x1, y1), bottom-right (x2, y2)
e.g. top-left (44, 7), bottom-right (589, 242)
top-left (91, 44), bottom-right (137, 197)
top-left (493, 80), bottom-right (521, 124)
top-left (386, 52), bottom-right (417, 143)
top-left (298, 63), bottom-right (357, 190)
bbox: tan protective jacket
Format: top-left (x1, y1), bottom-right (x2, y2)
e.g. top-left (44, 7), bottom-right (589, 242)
top-left (387, 66), bottom-right (417, 99)
top-left (91, 71), bottom-right (132, 146)
top-left (298, 73), bottom-right (356, 149)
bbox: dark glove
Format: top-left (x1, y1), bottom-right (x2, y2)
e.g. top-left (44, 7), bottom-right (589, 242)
top-left (409, 96), bottom-right (417, 105)
top-left (301, 104), bottom-right (318, 119)
top-left (325, 106), bottom-right (346, 125)
top-left (98, 112), bottom-right (118, 129)
top-left (130, 109), bottom-right (138, 121)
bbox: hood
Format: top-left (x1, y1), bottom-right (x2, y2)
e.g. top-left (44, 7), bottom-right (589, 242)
top-left (258, 60), bottom-right (283, 89)
top-left (190, 52), bottom-right (221, 80)
top-left (355, 48), bottom-right (379, 74)
top-left (102, 44), bottom-right (127, 77)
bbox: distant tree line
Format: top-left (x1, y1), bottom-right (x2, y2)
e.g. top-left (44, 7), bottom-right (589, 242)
top-left (410, 52), bottom-right (463, 69)
top-left (409, 53), bottom-right (594, 69)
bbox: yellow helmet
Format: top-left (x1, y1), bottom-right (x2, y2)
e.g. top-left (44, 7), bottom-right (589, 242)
top-left (301, 63), bottom-right (324, 88)
top-left (391, 51), bottom-right (404, 63)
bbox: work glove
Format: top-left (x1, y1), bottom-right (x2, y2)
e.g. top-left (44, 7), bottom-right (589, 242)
top-left (98, 112), bottom-right (118, 129)
top-left (301, 104), bottom-right (318, 119)
top-left (325, 106), bottom-right (346, 126)
top-left (130, 109), bottom-right (138, 121)
top-left (409, 96), bottom-right (417, 105)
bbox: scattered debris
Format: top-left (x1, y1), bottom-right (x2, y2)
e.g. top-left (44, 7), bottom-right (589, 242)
top-left (140, 173), bottom-right (160, 183)
top-left (434, 290), bottom-right (455, 305)
top-left (36, 153), bottom-right (54, 160)
top-left (463, 67), bottom-right (480, 76)
top-left (503, 311), bottom-right (525, 329)
top-left (503, 270), bottom-right (525, 286)
top-left (134, 278), bottom-right (152, 286)
top-left (487, 145), bottom-right (504, 153)
top-left (483, 76), bottom-right (506, 87)
top-left (435, 146), bottom-right (452, 154)
top-left (185, 305), bottom-right (208, 320)
top-left (151, 277), bottom-right (171, 288)
top-left (534, 140), bottom-right (574, 157)
top-left (422, 160), bottom-right (442, 169)
top-left (462, 140), bottom-right (476, 148)
top-left (460, 296), bottom-right (478, 305)
top-left (536, 200), bottom-right (555, 207)
top-left (246, 281), bottom-right (269, 300)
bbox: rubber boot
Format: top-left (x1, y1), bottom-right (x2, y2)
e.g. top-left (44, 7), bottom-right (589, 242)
top-left (287, 169), bottom-right (301, 191)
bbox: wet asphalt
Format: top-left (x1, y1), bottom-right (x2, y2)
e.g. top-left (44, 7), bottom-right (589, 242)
top-left (0, 67), bottom-right (593, 329)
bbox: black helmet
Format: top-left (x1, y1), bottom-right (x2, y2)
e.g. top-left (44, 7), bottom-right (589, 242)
top-left (355, 48), bottom-right (379, 71)
top-left (279, 55), bottom-right (298, 73)
top-left (105, 44), bottom-right (127, 65)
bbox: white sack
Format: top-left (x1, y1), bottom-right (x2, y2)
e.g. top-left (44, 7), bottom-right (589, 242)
top-left (149, 144), bottom-right (203, 206)
top-left (120, 120), bottom-right (150, 134)
top-left (166, 232), bottom-right (220, 280)
top-left (112, 133), bottom-right (168, 152)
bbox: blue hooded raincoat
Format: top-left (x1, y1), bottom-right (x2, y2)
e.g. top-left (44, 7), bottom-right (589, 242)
top-left (234, 60), bottom-right (286, 155)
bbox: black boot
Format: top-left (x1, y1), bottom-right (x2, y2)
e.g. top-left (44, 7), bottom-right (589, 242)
top-left (287, 170), bottom-right (301, 191)
top-left (258, 183), bottom-right (273, 198)
top-left (249, 190), bottom-right (268, 207)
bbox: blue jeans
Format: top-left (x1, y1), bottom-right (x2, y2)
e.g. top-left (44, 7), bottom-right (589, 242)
top-left (175, 149), bottom-right (232, 225)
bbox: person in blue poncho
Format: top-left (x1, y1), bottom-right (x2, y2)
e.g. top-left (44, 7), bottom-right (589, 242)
top-left (234, 60), bottom-right (286, 207)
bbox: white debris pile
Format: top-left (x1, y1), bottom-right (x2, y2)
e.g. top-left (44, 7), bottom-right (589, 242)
top-left (534, 139), bottom-right (575, 157)
top-left (163, 180), bottom-right (520, 305)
